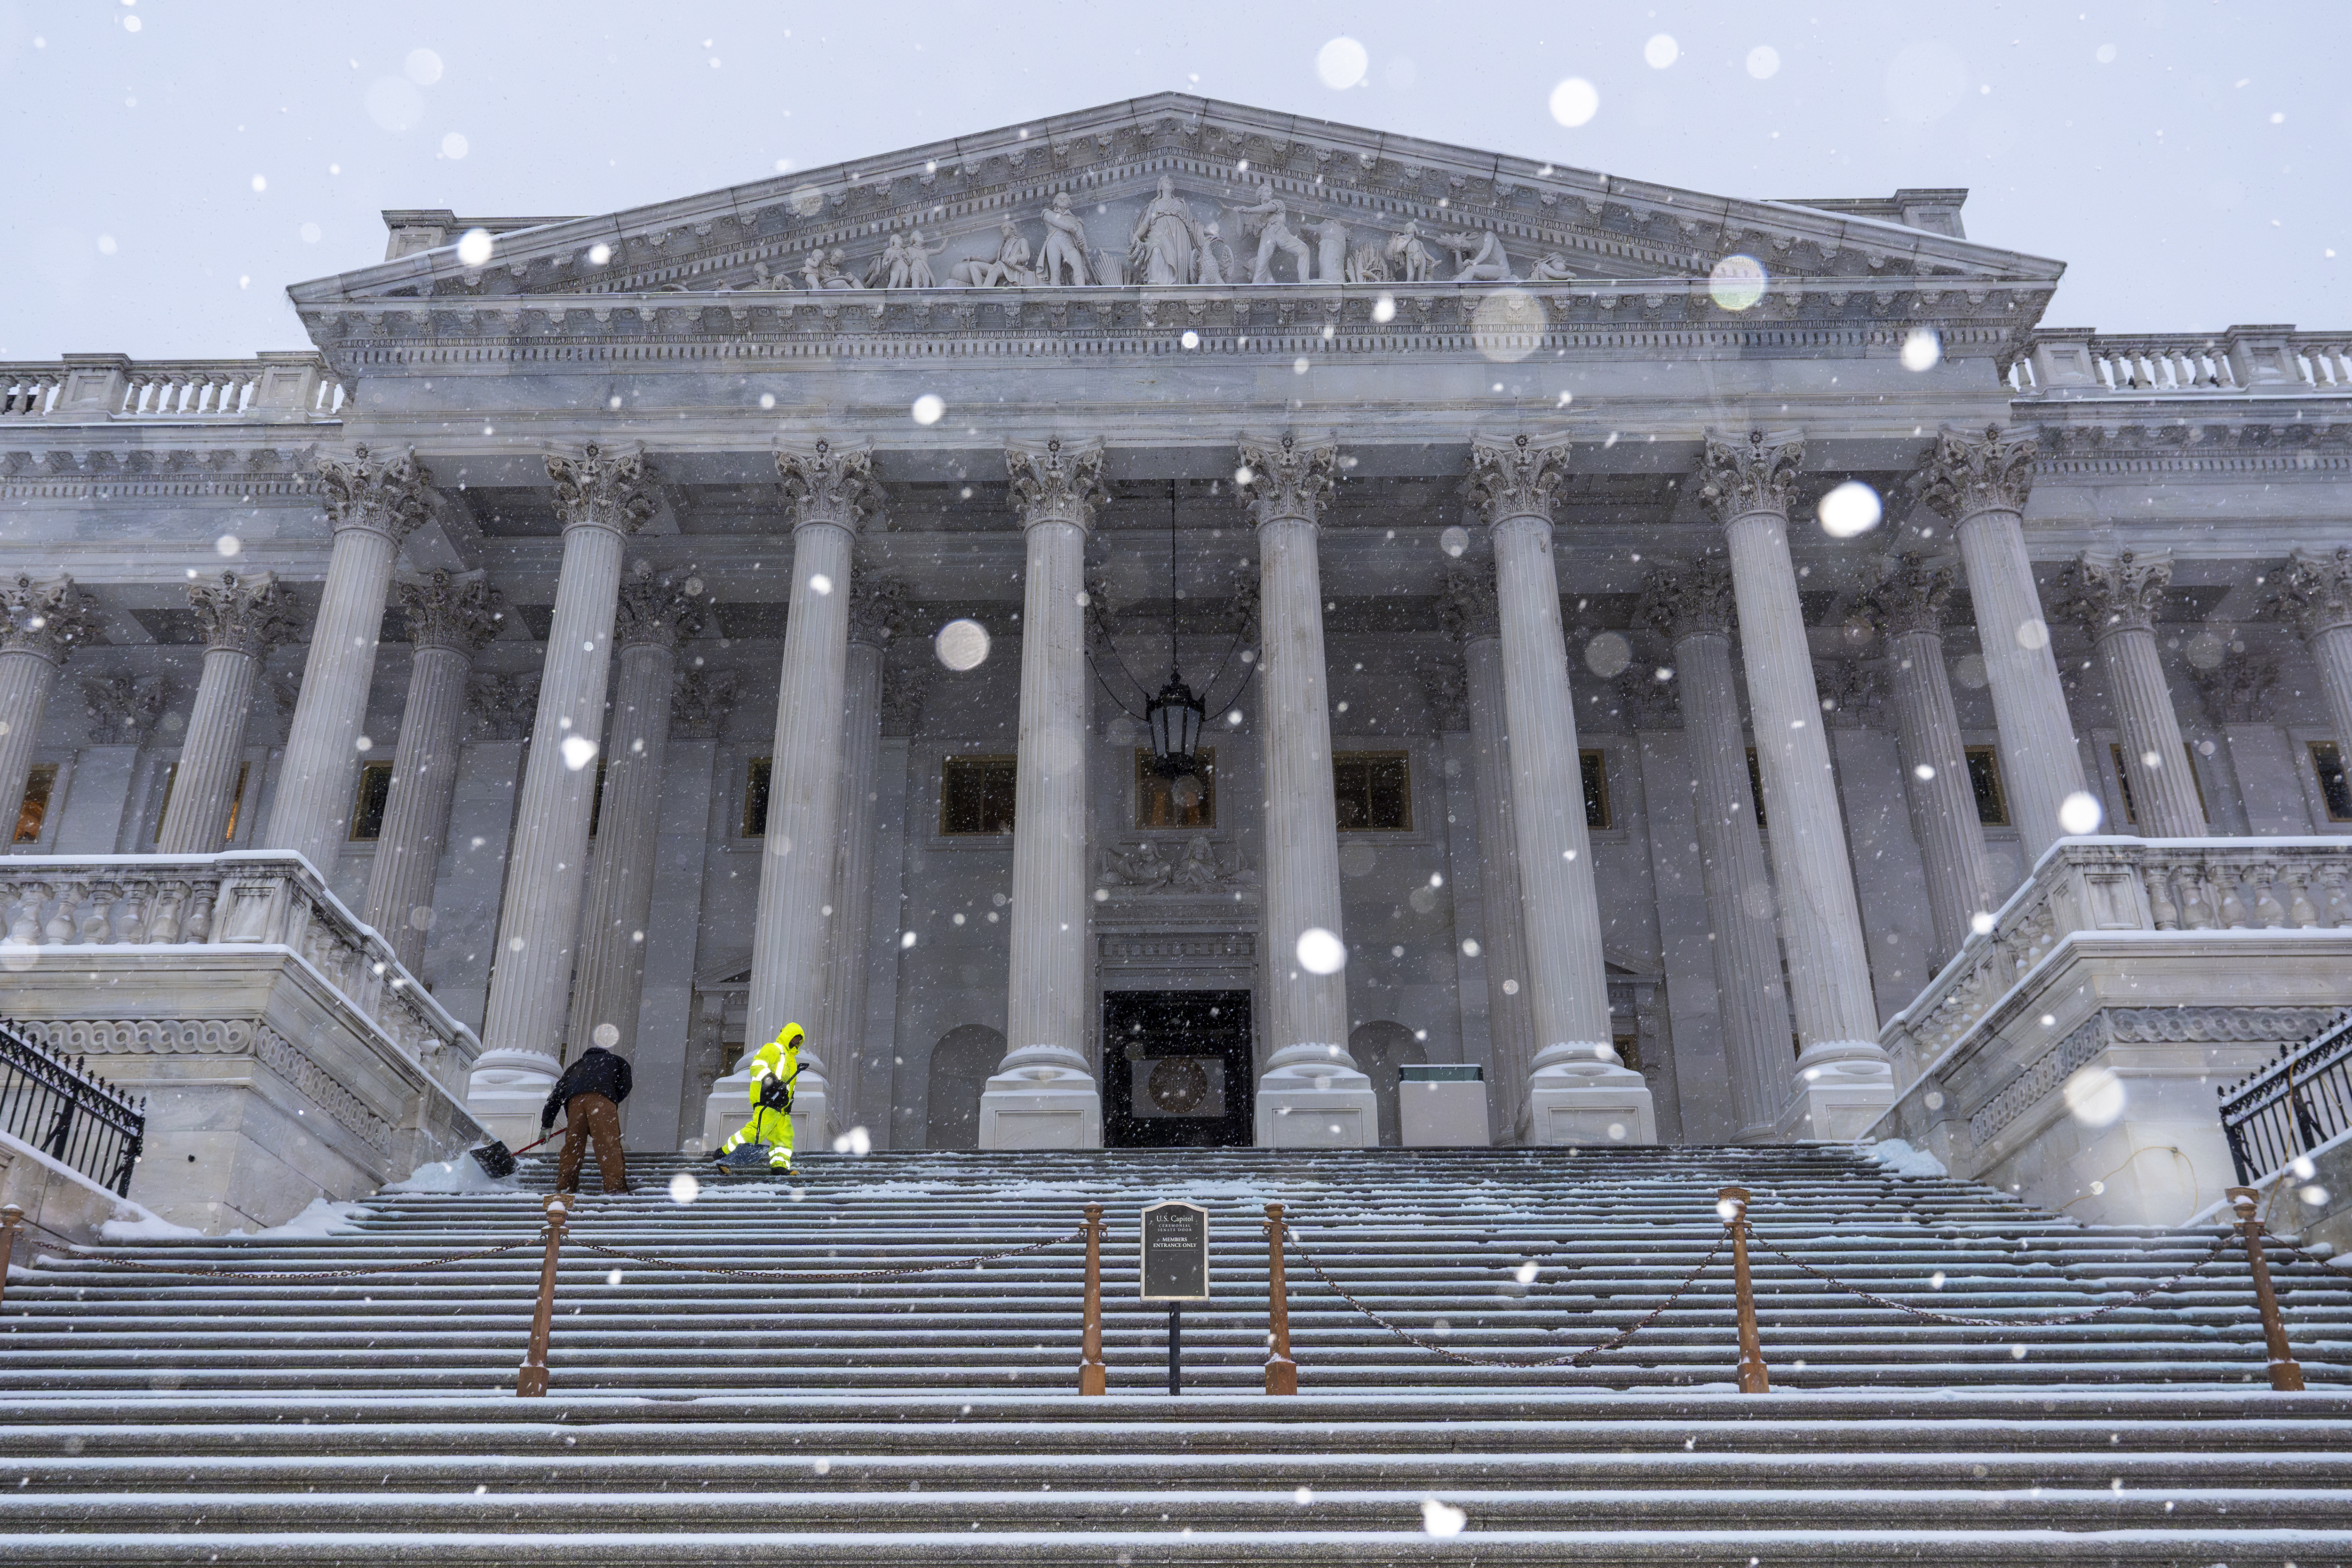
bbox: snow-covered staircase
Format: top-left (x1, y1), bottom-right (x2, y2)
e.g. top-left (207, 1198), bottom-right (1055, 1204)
top-left (4, 1144), bottom-right (2352, 1563)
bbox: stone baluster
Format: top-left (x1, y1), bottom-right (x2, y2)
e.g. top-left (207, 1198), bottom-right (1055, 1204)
top-left (1637, 555), bottom-right (1795, 1140)
top-left (2144, 863), bottom-right (2180, 930)
top-left (1919, 425), bottom-right (2091, 861)
top-left (1467, 435), bottom-right (1654, 1144)
top-left (42, 880), bottom-right (84, 944)
top-left (266, 447), bottom-right (436, 875)
top-left (2246, 863), bottom-right (2287, 928)
top-left (2213, 858), bottom-right (2249, 927)
top-left (157, 572), bottom-right (298, 854)
top-left (2177, 861), bottom-right (2215, 929)
top-left (1442, 564), bottom-right (1539, 1142)
top-left (735, 440), bottom-right (882, 1148)
top-left (2283, 865), bottom-right (2320, 929)
top-left (470, 446), bottom-right (658, 1150)
top-left (2053, 549), bottom-right (2202, 837)
top-left (1697, 432), bottom-right (1891, 1140)
top-left (565, 564), bottom-right (706, 1070)
top-left (5, 888), bottom-right (37, 944)
top-left (363, 571), bottom-right (501, 972)
top-left (819, 573), bottom-right (903, 1144)
top-left (1862, 555), bottom-right (1999, 966)
top-left (2319, 864), bottom-right (2352, 926)
top-left (978, 438), bottom-right (1109, 1149)
top-left (0, 574), bottom-right (97, 845)
top-left (78, 883), bottom-right (115, 943)
top-left (2280, 546), bottom-right (2352, 770)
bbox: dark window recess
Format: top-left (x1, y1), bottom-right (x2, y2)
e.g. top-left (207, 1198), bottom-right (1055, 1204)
top-left (2109, 741), bottom-right (2209, 827)
top-left (1964, 745), bottom-right (2010, 827)
top-left (586, 758), bottom-right (609, 838)
top-left (743, 756), bottom-right (771, 837)
top-left (1612, 1034), bottom-right (1642, 1074)
top-left (13, 763), bottom-right (57, 845)
top-left (2314, 741), bottom-right (2352, 823)
top-left (348, 761), bottom-right (395, 842)
top-left (1745, 747), bottom-right (1767, 831)
top-left (1135, 746), bottom-right (1215, 829)
top-left (1581, 748), bottom-right (1611, 831)
top-left (941, 755), bottom-right (1019, 836)
top-left (1334, 752), bottom-right (1411, 832)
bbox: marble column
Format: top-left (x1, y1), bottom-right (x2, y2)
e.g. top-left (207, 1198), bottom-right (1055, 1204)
top-left (979, 438), bottom-right (1107, 1150)
top-left (1921, 426), bottom-right (2090, 861)
top-left (1637, 556), bottom-right (1795, 1140)
top-left (1696, 432), bottom-right (1891, 1140)
top-left (2280, 546), bottom-right (2352, 771)
top-left (363, 571), bottom-right (500, 972)
top-left (725, 439), bottom-right (882, 1153)
top-left (469, 446), bottom-right (657, 1151)
top-left (819, 574), bottom-right (902, 1144)
top-left (1465, 434), bottom-right (1654, 1145)
top-left (565, 564), bottom-right (706, 1074)
top-left (1443, 565), bottom-right (1537, 1142)
top-left (156, 572), bottom-right (298, 854)
top-left (0, 575), bottom-right (97, 842)
top-left (1863, 556), bottom-right (1998, 966)
top-left (266, 447), bottom-right (434, 876)
top-left (2057, 549), bottom-right (2203, 838)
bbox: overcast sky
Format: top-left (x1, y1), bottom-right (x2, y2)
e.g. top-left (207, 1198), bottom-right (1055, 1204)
top-left (3, 0), bottom-right (2343, 362)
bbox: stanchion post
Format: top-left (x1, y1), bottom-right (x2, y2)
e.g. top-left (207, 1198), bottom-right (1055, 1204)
top-left (1263, 1202), bottom-right (1297, 1395)
top-left (1719, 1186), bottom-right (1769, 1394)
top-left (1080, 1204), bottom-right (1108, 1396)
top-left (2227, 1186), bottom-right (2305, 1392)
top-left (0, 1204), bottom-right (21, 1311)
top-left (516, 1193), bottom-right (568, 1398)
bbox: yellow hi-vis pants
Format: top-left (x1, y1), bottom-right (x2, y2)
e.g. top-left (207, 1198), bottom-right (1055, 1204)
top-left (719, 1106), bottom-right (794, 1167)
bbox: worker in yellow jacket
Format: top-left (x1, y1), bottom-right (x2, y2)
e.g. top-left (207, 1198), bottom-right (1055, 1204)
top-left (715, 1022), bottom-right (802, 1171)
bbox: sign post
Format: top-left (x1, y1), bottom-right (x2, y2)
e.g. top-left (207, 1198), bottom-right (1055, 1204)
top-left (1139, 1200), bottom-right (1209, 1395)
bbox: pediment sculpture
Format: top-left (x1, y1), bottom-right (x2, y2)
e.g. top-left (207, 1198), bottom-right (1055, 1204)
top-left (1098, 835), bottom-right (1257, 896)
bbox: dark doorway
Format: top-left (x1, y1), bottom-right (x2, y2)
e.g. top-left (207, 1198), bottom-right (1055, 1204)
top-left (1103, 990), bottom-right (1254, 1148)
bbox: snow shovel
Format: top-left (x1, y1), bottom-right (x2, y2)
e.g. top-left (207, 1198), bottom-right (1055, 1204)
top-left (468, 1124), bottom-right (567, 1180)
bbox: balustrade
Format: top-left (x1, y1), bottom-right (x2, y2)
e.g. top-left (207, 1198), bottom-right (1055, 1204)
top-left (2010, 332), bottom-right (2352, 394)
top-left (0, 358), bottom-right (348, 422)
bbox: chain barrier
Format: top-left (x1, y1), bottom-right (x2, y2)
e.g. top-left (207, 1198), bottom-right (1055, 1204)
top-left (571, 1227), bottom-right (1085, 1286)
top-left (1279, 1220), bottom-right (1731, 1369)
top-left (1745, 1229), bottom-right (2243, 1329)
top-left (59, 1241), bottom-right (535, 1282)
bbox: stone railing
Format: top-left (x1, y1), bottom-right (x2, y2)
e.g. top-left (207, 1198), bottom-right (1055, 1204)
top-left (2009, 327), bottom-right (2352, 396)
top-left (0, 354), bottom-right (348, 424)
top-left (0, 852), bottom-right (476, 1100)
top-left (1884, 837), bottom-right (2352, 1078)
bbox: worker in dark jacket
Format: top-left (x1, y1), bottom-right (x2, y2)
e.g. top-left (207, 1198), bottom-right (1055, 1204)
top-left (543, 1043), bottom-right (635, 1195)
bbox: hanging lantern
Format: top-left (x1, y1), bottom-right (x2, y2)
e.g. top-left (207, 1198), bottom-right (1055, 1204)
top-left (1146, 674), bottom-right (1206, 784)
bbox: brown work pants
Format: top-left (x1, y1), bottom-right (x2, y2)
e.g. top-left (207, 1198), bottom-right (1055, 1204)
top-left (554, 1092), bottom-right (628, 1194)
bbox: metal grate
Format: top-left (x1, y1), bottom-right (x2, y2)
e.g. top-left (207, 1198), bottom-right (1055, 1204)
top-left (0, 1022), bottom-right (146, 1197)
top-left (2219, 1009), bottom-right (2352, 1186)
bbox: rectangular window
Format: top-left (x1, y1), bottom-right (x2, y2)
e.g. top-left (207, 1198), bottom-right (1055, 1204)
top-left (1612, 1033), bottom-right (1642, 1074)
top-left (1333, 751), bottom-right (1412, 833)
top-left (154, 758), bottom-right (253, 846)
top-left (1135, 747), bottom-right (1216, 830)
top-left (1745, 747), bottom-right (1767, 831)
top-left (2109, 741), bottom-right (2209, 827)
top-left (587, 758), bottom-right (609, 838)
top-left (1964, 745), bottom-right (2010, 827)
top-left (347, 761), bottom-right (395, 842)
top-left (940, 754), bottom-right (1019, 836)
top-left (2313, 741), bottom-right (2352, 823)
top-left (743, 756), bottom-right (771, 838)
top-left (1580, 748), bottom-right (1611, 831)
top-left (13, 763), bottom-right (57, 845)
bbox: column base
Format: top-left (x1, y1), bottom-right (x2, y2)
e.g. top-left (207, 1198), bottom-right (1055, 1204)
top-left (977, 1046), bottom-right (1101, 1150)
top-left (1254, 1047), bottom-right (1378, 1148)
top-left (1525, 1043), bottom-right (1658, 1146)
top-left (698, 1067), bottom-right (831, 1155)
top-left (1775, 1041), bottom-right (1896, 1142)
top-left (465, 1048), bottom-right (562, 1155)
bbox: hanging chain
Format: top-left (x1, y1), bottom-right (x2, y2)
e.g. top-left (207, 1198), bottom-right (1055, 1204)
top-left (572, 1226), bottom-right (1085, 1285)
top-left (64, 1240), bottom-right (534, 1282)
top-left (1746, 1230), bottom-right (2241, 1328)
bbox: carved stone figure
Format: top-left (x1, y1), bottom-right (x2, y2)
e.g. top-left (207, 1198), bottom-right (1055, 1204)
top-left (877, 233), bottom-right (912, 289)
top-left (1099, 839), bottom-right (1175, 889)
top-left (903, 231), bottom-right (947, 289)
top-left (1129, 176), bottom-right (1205, 286)
top-left (1344, 241), bottom-right (1391, 284)
top-left (949, 219), bottom-right (1036, 288)
top-left (1195, 223), bottom-right (1232, 287)
top-left (1385, 221), bottom-right (1438, 283)
top-left (1527, 253), bottom-right (1578, 282)
top-left (1039, 192), bottom-right (1092, 286)
top-left (1238, 182), bottom-right (1311, 285)
top-left (1172, 836), bottom-right (1223, 891)
top-left (1439, 228), bottom-right (1513, 282)
top-left (1307, 216), bottom-right (1351, 285)
top-left (802, 248), bottom-right (858, 290)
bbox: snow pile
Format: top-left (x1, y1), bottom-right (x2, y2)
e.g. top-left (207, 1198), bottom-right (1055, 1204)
top-left (381, 1154), bottom-right (520, 1194)
top-left (97, 1210), bottom-right (203, 1241)
top-left (233, 1198), bottom-right (373, 1239)
top-left (1858, 1137), bottom-right (1948, 1178)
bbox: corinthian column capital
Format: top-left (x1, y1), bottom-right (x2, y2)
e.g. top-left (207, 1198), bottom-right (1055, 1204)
top-left (1862, 555), bottom-right (1958, 638)
top-left (2280, 545), bottom-right (2352, 639)
top-left (1636, 555), bottom-right (1737, 644)
top-left (2054, 548), bottom-right (2172, 641)
top-left (313, 444), bottom-right (437, 544)
top-left (613, 561), bottom-right (710, 652)
top-left (1235, 434), bottom-right (1339, 528)
top-left (1463, 432), bottom-right (1571, 525)
top-left (1438, 561), bottom-right (1501, 642)
top-left (546, 443), bottom-right (660, 537)
top-left (1919, 423), bottom-right (2039, 519)
top-left (1005, 436), bottom-right (1108, 530)
top-left (0, 573), bottom-right (98, 662)
top-left (397, 569), bottom-right (503, 655)
top-left (775, 439), bottom-right (882, 532)
top-left (847, 573), bottom-right (906, 648)
top-left (1696, 430), bottom-right (1804, 523)
top-left (188, 570), bottom-right (300, 658)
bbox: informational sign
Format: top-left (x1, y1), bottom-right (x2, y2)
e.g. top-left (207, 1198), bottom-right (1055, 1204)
top-left (1139, 1200), bottom-right (1209, 1301)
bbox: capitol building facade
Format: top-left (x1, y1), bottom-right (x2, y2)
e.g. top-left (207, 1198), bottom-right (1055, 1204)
top-left (2, 96), bottom-right (2348, 1234)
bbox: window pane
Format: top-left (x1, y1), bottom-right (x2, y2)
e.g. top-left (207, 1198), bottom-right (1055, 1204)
top-left (743, 757), bottom-right (771, 837)
top-left (2313, 741), bottom-right (2352, 823)
top-left (2107, 742), bottom-right (2140, 827)
top-left (13, 763), bottom-right (56, 844)
top-left (1334, 753), bottom-right (1411, 832)
top-left (1135, 747), bottom-right (1216, 829)
top-left (1964, 746), bottom-right (2010, 827)
top-left (1745, 748), bottom-right (1767, 831)
top-left (1580, 748), bottom-right (1611, 830)
top-left (587, 758), bottom-right (609, 838)
top-left (222, 760), bottom-right (250, 844)
top-left (942, 755), bottom-right (1019, 835)
top-left (348, 761), bottom-right (394, 842)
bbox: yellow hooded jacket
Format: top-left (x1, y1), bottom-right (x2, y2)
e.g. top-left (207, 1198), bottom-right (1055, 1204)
top-left (719, 1023), bottom-right (802, 1163)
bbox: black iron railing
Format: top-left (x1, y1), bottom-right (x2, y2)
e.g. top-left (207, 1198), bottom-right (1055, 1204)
top-left (0, 1022), bottom-right (145, 1196)
top-left (2220, 1010), bottom-right (2352, 1186)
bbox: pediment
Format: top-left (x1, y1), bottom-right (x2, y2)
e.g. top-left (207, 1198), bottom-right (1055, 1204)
top-left (291, 94), bottom-right (2061, 318)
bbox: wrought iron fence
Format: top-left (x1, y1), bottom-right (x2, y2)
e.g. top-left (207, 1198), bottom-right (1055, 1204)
top-left (2220, 1009), bottom-right (2352, 1186)
top-left (0, 1022), bottom-right (145, 1196)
